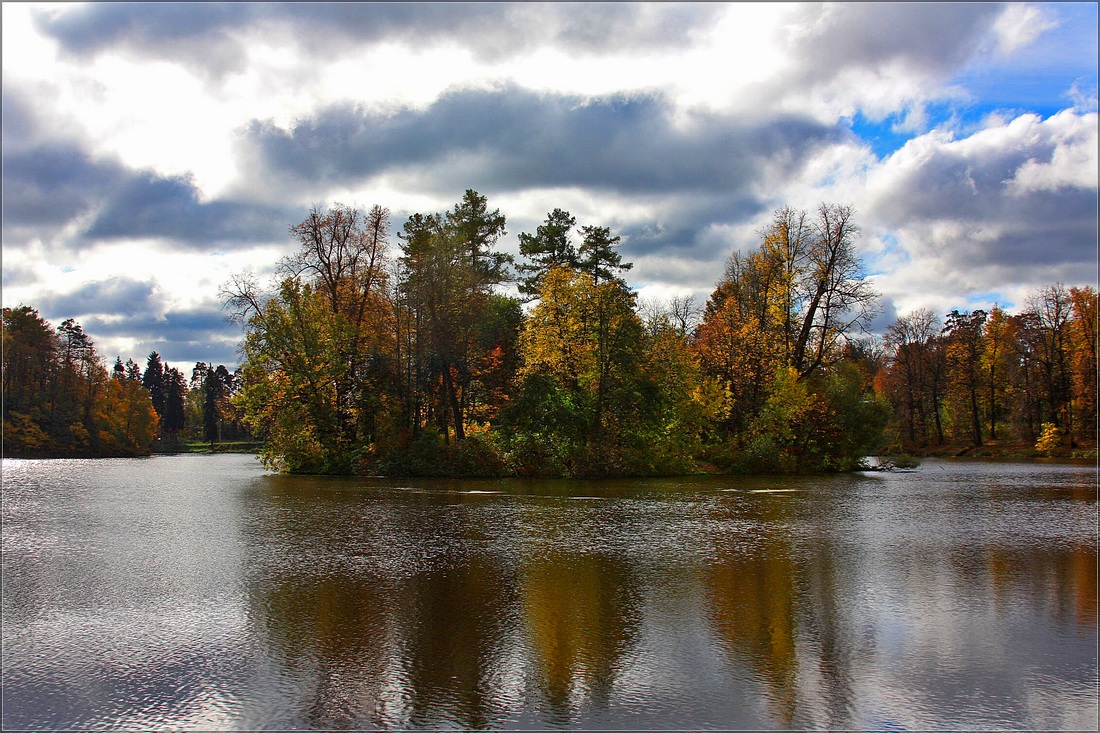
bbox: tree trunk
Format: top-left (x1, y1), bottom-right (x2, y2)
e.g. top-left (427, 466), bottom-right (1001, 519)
top-left (442, 361), bottom-right (465, 441)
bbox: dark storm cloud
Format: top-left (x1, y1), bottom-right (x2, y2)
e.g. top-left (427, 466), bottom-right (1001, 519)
top-left (789, 3), bottom-right (1005, 83)
top-left (39, 277), bottom-right (159, 321)
top-left (78, 303), bottom-right (243, 368)
top-left (245, 86), bottom-right (844, 196)
top-left (84, 171), bottom-right (293, 248)
top-left (32, 3), bottom-right (253, 74)
top-left (2, 139), bottom-right (294, 250)
top-left (36, 2), bottom-right (719, 72)
top-left (2, 143), bottom-right (127, 233)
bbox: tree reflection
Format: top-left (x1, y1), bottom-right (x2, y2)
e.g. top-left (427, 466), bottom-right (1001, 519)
top-left (704, 498), bottom-right (802, 728)
top-left (254, 573), bottom-right (398, 729)
top-left (400, 559), bottom-right (517, 730)
top-left (521, 550), bottom-right (640, 722)
top-left (986, 544), bottom-right (1097, 627)
top-left (244, 481), bottom-right (522, 729)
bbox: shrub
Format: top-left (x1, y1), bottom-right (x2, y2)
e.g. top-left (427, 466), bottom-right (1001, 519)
top-left (1035, 422), bottom-right (1064, 457)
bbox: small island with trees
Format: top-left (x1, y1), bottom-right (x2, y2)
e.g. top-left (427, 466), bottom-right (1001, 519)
top-left (4, 191), bottom-right (1096, 475)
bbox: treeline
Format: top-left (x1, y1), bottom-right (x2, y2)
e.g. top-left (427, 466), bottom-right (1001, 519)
top-left (224, 193), bottom-right (897, 476)
top-left (877, 285), bottom-right (1097, 455)
top-left (2, 306), bottom-right (249, 457)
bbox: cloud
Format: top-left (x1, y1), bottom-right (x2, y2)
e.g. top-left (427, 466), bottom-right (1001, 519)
top-left (789, 3), bottom-right (1003, 80)
top-left (6, 2), bottom-right (1095, 368)
top-left (1, 143), bottom-right (127, 235)
top-left (46, 293), bottom-right (245, 368)
top-left (992, 3), bottom-right (1058, 55)
top-left (84, 171), bottom-right (294, 248)
top-left (2, 138), bottom-right (295, 251)
top-left (859, 109), bottom-right (1098, 312)
top-left (242, 86), bottom-right (846, 198)
top-left (35, 3), bottom-right (720, 73)
top-left (38, 276), bottom-right (160, 322)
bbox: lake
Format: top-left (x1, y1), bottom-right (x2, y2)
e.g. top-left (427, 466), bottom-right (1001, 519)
top-left (2, 454), bottom-right (1096, 730)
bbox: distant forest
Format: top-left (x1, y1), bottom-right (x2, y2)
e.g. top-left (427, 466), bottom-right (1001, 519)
top-left (2, 312), bottom-right (249, 458)
top-left (4, 191), bottom-right (1096, 473)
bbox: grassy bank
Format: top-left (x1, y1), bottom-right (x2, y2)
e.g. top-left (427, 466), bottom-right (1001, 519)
top-left (882, 438), bottom-right (1097, 461)
top-left (152, 440), bottom-right (264, 455)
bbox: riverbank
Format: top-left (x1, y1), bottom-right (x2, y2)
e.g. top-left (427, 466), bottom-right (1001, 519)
top-left (151, 440), bottom-right (264, 455)
top-left (884, 438), bottom-right (1097, 461)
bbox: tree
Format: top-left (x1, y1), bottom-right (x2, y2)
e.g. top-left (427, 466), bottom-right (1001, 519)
top-left (668, 293), bottom-right (701, 336)
top-left (508, 261), bottom-right (673, 476)
top-left (3, 308), bottom-right (157, 457)
top-left (943, 309), bottom-right (987, 446)
top-left (57, 318), bottom-right (103, 448)
top-left (578, 225), bottom-right (632, 285)
top-left (694, 203), bottom-right (878, 449)
top-left (2, 306), bottom-right (58, 453)
top-left (980, 306), bottom-right (1017, 441)
top-left (883, 308), bottom-right (945, 447)
top-left (517, 208), bottom-right (578, 298)
top-left (397, 191), bottom-right (512, 444)
top-left (1068, 286), bottom-right (1097, 444)
top-left (198, 364), bottom-right (235, 444)
top-left (1025, 284), bottom-right (1074, 441)
top-left (225, 203), bottom-right (394, 472)
top-left (162, 366), bottom-right (187, 438)
top-left (94, 378), bottom-right (159, 455)
top-left (143, 352), bottom-right (167, 418)
top-left (2, 306), bottom-right (57, 418)
top-left (790, 204), bottom-right (877, 378)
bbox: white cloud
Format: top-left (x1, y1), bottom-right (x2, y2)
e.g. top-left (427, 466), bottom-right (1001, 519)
top-left (993, 3), bottom-right (1058, 55)
top-left (849, 109), bottom-right (1098, 314)
top-left (1007, 110), bottom-right (1099, 194)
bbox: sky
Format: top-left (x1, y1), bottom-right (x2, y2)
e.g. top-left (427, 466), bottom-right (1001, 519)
top-left (2, 2), bottom-right (1097, 369)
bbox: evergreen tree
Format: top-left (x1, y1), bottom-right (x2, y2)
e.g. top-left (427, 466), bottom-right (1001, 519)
top-left (517, 208), bottom-right (578, 297)
top-left (125, 358), bottom-right (142, 382)
top-left (578, 225), bottom-right (632, 285)
top-left (142, 352), bottom-right (167, 418)
top-left (163, 366), bottom-right (187, 437)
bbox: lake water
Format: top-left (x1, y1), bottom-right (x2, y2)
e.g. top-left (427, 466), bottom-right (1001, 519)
top-left (2, 454), bottom-right (1096, 730)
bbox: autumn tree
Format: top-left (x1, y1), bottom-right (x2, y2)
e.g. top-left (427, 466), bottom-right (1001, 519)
top-left (396, 190), bottom-right (513, 444)
top-left (2, 306), bottom-right (58, 454)
top-left (2, 307), bottom-right (157, 457)
top-left (1023, 285), bottom-right (1074, 443)
top-left (943, 309), bottom-right (987, 446)
top-left (882, 308), bottom-right (945, 447)
top-left (695, 203), bottom-right (877, 444)
top-left (2, 306), bottom-right (56, 419)
top-left (225, 203), bottom-right (393, 472)
top-left (1068, 286), bottom-right (1097, 444)
top-left (506, 215), bottom-right (713, 476)
top-left (507, 265), bottom-right (649, 475)
top-left (980, 306), bottom-right (1017, 440)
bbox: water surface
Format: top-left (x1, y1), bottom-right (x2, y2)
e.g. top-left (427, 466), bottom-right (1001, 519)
top-left (3, 455), bottom-right (1096, 729)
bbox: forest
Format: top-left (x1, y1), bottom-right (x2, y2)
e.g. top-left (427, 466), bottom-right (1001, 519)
top-left (3, 191), bottom-right (1096, 474)
top-left (1, 310), bottom-right (248, 458)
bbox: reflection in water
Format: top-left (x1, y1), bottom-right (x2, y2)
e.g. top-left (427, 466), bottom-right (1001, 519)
top-left (256, 574), bottom-right (396, 728)
top-left (2, 456), bottom-right (1096, 730)
top-left (522, 550), bottom-right (638, 721)
top-left (705, 498), bottom-right (801, 727)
